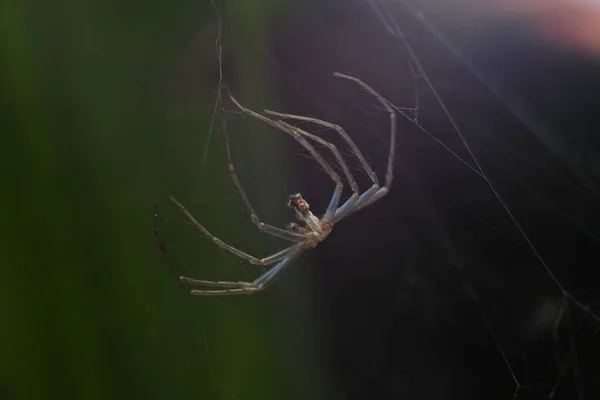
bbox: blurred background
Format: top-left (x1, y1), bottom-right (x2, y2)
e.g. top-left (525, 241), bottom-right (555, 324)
top-left (2, 0), bottom-right (600, 399)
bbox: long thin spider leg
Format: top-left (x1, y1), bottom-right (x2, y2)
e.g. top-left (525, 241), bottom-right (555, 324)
top-left (228, 94), bottom-right (345, 217)
top-left (333, 72), bottom-right (397, 211)
top-left (217, 91), bottom-right (305, 243)
top-left (264, 99), bottom-right (380, 221)
top-left (275, 120), bottom-right (360, 221)
top-left (183, 252), bottom-right (301, 296)
top-left (263, 110), bottom-right (379, 187)
top-left (170, 196), bottom-right (303, 266)
top-left (335, 185), bottom-right (380, 220)
top-left (153, 201), bottom-right (191, 292)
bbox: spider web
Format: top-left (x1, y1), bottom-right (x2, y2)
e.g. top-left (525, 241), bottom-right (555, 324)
top-left (352, 1), bottom-right (600, 398)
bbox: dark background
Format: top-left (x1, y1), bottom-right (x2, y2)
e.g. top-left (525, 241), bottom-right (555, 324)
top-left (2, 0), bottom-right (599, 399)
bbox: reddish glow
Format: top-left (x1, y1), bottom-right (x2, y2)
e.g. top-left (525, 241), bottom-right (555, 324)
top-left (463, 0), bottom-right (600, 56)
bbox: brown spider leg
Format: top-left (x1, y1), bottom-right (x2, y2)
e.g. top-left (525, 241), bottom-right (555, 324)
top-left (170, 196), bottom-right (303, 266)
top-left (217, 91), bottom-right (305, 243)
top-left (275, 120), bottom-right (360, 222)
top-left (264, 109), bottom-right (378, 189)
top-left (154, 200), bottom-right (191, 292)
top-left (155, 200), bottom-right (303, 295)
top-left (333, 73), bottom-right (396, 210)
top-left (265, 73), bottom-right (396, 218)
top-left (181, 252), bottom-right (302, 296)
top-left (264, 108), bottom-right (377, 220)
top-left (228, 94), bottom-right (345, 217)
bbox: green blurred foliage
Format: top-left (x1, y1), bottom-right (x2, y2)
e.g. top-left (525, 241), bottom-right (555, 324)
top-left (0, 1), bottom-right (329, 399)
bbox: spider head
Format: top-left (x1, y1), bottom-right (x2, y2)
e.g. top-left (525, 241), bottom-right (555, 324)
top-left (288, 193), bottom-right (310, 214)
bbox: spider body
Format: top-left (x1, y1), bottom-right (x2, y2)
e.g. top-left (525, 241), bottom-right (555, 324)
top-left (287, 193), bottom-right (332, 249)
top-left (154, 73), bottom-right (396, 295)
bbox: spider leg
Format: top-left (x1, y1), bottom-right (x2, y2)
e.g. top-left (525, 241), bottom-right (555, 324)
top-left (154, 200), bottom-right (191, 291)
top-left (333, 73), bottom-right (396, 212)
top-left (217, 91), bottom-right (305, 243)
top-left (335, 185), bottom-right (380, 220)
top-left (262, 109), bottom-right (378, 189)
top-left (181, 252), bottom-right (301, 296)
top-left (275, 120), bottom-right (360, 222)
top-left (228, 94), bottom-right (346, 217)
top-left (170, 196), bottom-right (304, 266)
top-left (263, 75), bottom-right (388, 221)
top-left (265, 110), bottom-right (366, 221)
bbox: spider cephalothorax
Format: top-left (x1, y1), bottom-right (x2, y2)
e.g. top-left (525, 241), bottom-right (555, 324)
top-left (285, 192), bottom-right (332, 249)
top-left (287, 193), bottom-right (310, 214)
top-left (155, 72), bottom-right (395, 295)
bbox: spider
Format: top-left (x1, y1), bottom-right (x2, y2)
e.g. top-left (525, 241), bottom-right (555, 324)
top-left (154, 72), bottom-right (396, 295)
